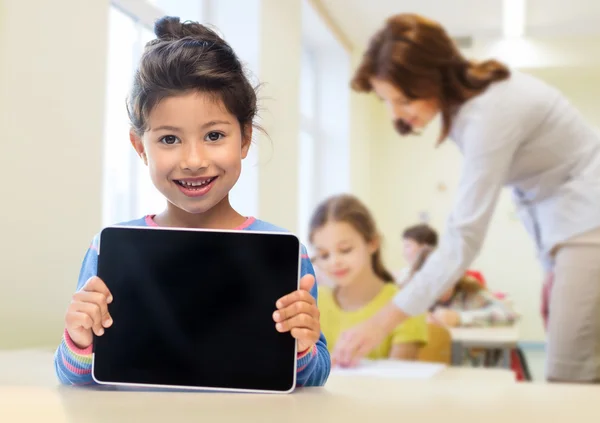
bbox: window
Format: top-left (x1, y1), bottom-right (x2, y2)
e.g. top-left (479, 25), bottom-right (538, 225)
top-left (297, 48), bottom-right (318, 244)
top-left (298, 0), bottom-right (351, 247)
top-left (297, 129), bottom-right (317, 243)
top-left (102, 6), bottom-right (142, 226)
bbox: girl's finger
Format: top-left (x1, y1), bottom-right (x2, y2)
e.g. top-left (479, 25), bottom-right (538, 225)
top-left (298, 274), bottom-right (315, 292)
top-left (290, 327), bottom-right (319, 343)
top-left (66, 311), bottom-right (94, 331)
top-left (273, 301), bottom-right (318, 323)
top-left (73, 291), bottom-right (112, 327)
top-left (70, 301), bottom-right (106, 336)
top-left (83, 276), bottom-right (113, 304)
top-left (275, 289), bottom-right (315, 310)
top-left (275, 313), bottom-right (318, 333)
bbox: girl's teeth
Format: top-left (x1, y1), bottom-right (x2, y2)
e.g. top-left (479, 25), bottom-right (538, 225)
top-left (180, 178), bottom-right (213, 187)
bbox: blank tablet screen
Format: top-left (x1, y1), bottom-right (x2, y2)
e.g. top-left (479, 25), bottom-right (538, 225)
top-left (92, 226), bottom-right (300, 393)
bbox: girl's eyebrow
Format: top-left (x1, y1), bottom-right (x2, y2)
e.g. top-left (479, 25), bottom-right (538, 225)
top-left (150, 121), bottom-right (232, 133)
top-left (201, 120), bottom-right (232, 129)
top-left (150, 125), bottom-right (182, 133)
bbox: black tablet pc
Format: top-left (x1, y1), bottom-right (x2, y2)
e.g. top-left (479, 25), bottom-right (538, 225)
top-left (92, 225), bottom-right (300, 393)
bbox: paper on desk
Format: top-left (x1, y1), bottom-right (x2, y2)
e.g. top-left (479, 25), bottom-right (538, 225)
top-left (331, 359), bottom-right (446, 380)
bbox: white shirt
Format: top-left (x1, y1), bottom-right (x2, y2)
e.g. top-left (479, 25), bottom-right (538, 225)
top-left (394, 70), bottom-right (600, 316)
top-left (393, 267), bottom-right (410, 287)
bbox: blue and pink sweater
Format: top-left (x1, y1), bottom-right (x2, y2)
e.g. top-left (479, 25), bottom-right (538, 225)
top-left (53, 216), bottom-right (331, 388)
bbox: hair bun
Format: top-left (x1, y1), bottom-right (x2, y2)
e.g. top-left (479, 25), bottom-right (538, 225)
top-left (154, 16), bottom-right (184, 40)
top-left (154, 15), bottom-right (221, 44)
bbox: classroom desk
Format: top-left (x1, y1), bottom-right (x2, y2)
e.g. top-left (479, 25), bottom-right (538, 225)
top-left (1, 376), bottom-right (599, 423)
top-left (3, 349), bottom-right (599, 422)
top-left (450, 326), bottom-right (520, 368)
top-left (0, 349), bottom-right (515, 387)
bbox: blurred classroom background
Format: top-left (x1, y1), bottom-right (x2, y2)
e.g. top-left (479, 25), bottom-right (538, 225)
top-left (2, 0), bottom-right (600, 382)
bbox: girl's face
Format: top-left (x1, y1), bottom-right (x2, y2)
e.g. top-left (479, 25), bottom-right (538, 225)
top-left (311, 221), bottom-right (377, 288)
top-left (402, 238), bottom-right (425, 265)
top-left (130, 91), bottom-right (250, 217)
top-left (369, 77), bottom-right (439, 132)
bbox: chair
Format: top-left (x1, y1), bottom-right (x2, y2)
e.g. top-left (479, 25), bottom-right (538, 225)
top-left (417, 323), bottom-right (452, 364)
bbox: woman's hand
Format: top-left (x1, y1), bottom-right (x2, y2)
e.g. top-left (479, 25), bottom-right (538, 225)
top-left (541, 271), bottom-right (554, 331)
top-left (331, 303), bottom-right (407, 367)
top-left (273, 275), bottom-right (321, 353)
top-left (65, 276), bottom-right (113, 349)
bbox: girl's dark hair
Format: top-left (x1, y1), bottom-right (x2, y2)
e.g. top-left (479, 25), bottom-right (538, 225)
top-left (127, 16), bottom-right (258, 137)
top-left (403, 224), bottom-right (438, 247)
top-left (351, 13), bottom-right (510, 143)
top-left (309, 194), bottom-right (394, 283)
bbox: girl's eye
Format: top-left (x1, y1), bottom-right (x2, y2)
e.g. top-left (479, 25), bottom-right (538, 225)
top-left (318, 253), bottom-right (329, 261)
top-left (340, 248), bottom-right (353, 254)
top-left (205, 132), bottom-right (224, 142)
top-left (160, 135), bottom-right (180, 145)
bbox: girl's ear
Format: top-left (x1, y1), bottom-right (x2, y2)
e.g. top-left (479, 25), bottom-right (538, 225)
top-left (130, 130), bottom-right (148, 166)
top-left (368, 235), bottom-right (381, 255)
top-left (241, 125), bottom-right (253, 159)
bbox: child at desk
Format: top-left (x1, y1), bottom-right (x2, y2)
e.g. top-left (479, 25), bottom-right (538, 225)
top-left (309, 195), bottom-right (428, 363)
top-left (396, 224), bottom-right (488, 289)
top-left (53, 16), bottom-right (330, 387)
top-left (410, 248), bottom-right (518, 327)
top-left (410, 248), bottom-right (527, 375)
top-left (395, 224), bottom-right (438, 287)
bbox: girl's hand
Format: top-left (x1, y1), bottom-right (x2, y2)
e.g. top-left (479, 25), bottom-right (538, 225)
top-left (432, 307), bottom-right (461, 327)
top-left (273, 275), bottom-right (320, 353)
top-left (426, 312), bottom-right (439, 325)
top-left (331, 302), bottom-right (403, 367)
top-left (65, 276), bottom-right (113, 349)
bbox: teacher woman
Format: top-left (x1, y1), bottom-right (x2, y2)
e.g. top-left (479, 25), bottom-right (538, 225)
top-left (333, 13), bottom-right (600, 383)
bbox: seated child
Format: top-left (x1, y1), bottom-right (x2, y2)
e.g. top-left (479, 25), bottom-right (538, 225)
top-left (395, 224), bottom-right (438, 287)
top-left (397, 225), bottom-right (488, 289)
top-left (53, 16), bottom-right (329, 388)
top-left (410, 248), bottom-right (518, 327)
top-left (410, 248), bottom-right (523, 371)
top-left (309, 194), bottom-right (428, 361)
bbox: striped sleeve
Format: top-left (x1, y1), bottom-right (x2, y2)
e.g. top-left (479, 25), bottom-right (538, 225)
top-left (295, 246), bottom-right (331, 387)
top-left (54, 237), bottom-right (99, 386)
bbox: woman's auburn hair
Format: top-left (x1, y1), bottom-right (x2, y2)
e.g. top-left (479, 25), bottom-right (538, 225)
top-left (351, 13), bottom-right (510, 143)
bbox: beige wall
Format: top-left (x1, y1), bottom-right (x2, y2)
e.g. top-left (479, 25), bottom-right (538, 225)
top-left (0, 0), bottom-right (109, 348)
top-left (366, 66), bottom-right (600, 342)
top-left (349, 50), bottom-right (380, 205)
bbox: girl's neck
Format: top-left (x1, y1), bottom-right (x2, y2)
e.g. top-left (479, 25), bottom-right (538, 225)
top-left (334, 267), bottom-right (386, 312)
top-left (154, 195), bottom-right (247, 229)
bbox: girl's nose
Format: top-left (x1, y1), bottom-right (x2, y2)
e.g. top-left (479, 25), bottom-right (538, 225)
top-left (181, 142), bottom-right (209, 172)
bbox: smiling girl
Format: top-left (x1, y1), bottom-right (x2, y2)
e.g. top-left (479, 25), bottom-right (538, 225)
top-left (309, 194), bottom-right (427, 363)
